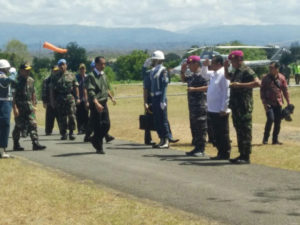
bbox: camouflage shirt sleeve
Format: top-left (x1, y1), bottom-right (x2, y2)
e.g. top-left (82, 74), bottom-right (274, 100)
top-left (73, 75), bottom-right (79, 87)
top-left (243, 67), bottom-right (257, 82)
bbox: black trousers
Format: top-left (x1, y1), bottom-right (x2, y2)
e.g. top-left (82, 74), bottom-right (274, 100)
top-left (45, 105), bottom-right (58, 134)
top-left (76, 101), bottom-right (89, 132)
top-left (263, 105), bottom-right (282, 143)
top-left (208, 112), bottom-right (231, 157)
top-left (295, 74), bottom-right (300, 85)
top-left (90, 102), bottom-right (110, 149)
top-left (207, 114), bottom-right (215, 144)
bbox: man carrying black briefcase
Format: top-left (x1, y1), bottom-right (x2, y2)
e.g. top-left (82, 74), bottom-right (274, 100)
top-left (142, 58), bottom-right (156, 145)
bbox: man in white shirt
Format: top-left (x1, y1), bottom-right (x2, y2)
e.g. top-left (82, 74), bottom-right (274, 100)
top-left (202, 56), bottom-right (231, 160)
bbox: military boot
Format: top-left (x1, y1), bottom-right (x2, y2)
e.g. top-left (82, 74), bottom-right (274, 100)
top-left (32, 140), bottom-right (46, 151)
top-left (13, 141), bottom-right (24, 151)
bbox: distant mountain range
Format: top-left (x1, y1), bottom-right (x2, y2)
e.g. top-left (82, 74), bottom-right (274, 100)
top-left (1, 23), bottom-right (300, 52)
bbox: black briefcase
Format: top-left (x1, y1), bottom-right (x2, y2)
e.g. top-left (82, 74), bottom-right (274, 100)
top-left (139, 114), bottom-right (156, 131)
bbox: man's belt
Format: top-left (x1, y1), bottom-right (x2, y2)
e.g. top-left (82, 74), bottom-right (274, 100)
top-left (0, 97), bottom-right (12, 101)
top-left (150, 91), bottom-right (162, 96)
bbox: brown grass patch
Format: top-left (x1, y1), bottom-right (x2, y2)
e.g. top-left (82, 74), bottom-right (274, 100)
top-left (0, 159), bottom-right (223, 225)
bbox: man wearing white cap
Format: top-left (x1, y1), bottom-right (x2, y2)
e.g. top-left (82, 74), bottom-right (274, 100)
top-left (0, 59), bottom-right (15, 158)
top-left (149, 50), bottom-right (171, 148)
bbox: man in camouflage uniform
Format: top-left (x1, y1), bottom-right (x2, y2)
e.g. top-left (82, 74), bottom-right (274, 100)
top-left (12, 63), bottom-right (46, 151)
top-left (224, 50), bottom-right (260, 164)
top-left (42, 65), bottom-right (60, 135)
top-left (181, 56), bottom-right (208, 157)
top-left (52, 59), bottom-right (80, 140)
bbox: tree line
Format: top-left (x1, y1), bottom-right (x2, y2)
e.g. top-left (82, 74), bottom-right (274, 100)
top-left (1, 39), bottom-right (300, 98)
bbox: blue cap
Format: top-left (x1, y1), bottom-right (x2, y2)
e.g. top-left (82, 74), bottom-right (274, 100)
top-left (90, 61), bottom-right (95, 68)
top-left (57, 59), bottom-right (67, 66)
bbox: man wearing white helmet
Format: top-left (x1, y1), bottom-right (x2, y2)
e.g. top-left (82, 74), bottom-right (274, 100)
top-left (148, 50), bottom-right (171, 148)
top-left (0, 59), bottom-right (16, 158)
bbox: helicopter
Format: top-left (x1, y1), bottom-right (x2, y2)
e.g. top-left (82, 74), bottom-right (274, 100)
top-left (170, 45), bottom-right (290, 74)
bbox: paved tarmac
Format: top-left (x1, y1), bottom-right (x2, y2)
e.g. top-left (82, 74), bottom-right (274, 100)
top-left (8, 132), bottom-right (300, 225)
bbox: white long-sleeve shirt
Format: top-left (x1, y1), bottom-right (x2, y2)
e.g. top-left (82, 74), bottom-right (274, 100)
top-left (201, 66), bottom-right (230, 113)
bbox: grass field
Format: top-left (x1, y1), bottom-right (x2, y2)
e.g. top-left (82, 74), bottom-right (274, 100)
top-left (106, 84), bottom-right (300, 171)
top-left (0, 159), bottom-right (222, 225)
top-left (34, 84), bottom-right (300, 170)
top-left (2, 83), bottom-right (299, 225)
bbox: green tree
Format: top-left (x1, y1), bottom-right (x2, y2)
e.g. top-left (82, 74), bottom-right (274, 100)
top-left (32, 57), bottom-right (53, 73)
top-left (31, 68), bottom-right (50, 100)
top-left (164, 53), bottom-right (181, 69)
top-left (3, 39), bottom-right (32, 67)
top-left (114, 50), bottom-right (148, 80)
top-left (53, 42), bottom-right (88, 72)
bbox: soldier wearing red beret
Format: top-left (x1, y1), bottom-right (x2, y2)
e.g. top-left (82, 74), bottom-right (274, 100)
top-left (224, 50), bottom-right (261, 164)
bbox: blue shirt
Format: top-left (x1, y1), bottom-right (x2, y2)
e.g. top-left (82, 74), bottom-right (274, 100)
top-left (0, 72), bottom-right (15, 101)
top-left (149, 64), bottom-right (168, 103)
top-left (76, 73), bottom-right (87, 101)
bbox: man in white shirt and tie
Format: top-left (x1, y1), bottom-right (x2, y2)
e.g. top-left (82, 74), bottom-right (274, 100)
top-left (202, 56), bottom-right (231, 160)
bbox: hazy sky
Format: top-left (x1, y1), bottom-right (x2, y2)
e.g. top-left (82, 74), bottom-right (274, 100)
top-left (1, 0), bottom-right (299, 31)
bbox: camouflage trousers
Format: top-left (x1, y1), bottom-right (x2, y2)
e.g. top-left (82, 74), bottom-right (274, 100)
top-left (189, 115), bottom-right (207, 151)
top-left (232, 109), bottom-right (252, 156)
top-left (56, 101), bottom-right (76, 135)
top-left (12, 109), bottom-right (38, 142)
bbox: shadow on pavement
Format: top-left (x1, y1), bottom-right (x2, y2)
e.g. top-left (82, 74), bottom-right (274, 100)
top-left (23, 138), bottom-right (62, 142)
top-left (106, 143), bottom-right (151, 150)
top-left (56, 142), bottom-right (89, 145)
top-left (106, 146), bottom-right (150, 150)
top-left (52, 152), bottom-right (96, 157)
top-left (143, 154), bottom-right (230, 166)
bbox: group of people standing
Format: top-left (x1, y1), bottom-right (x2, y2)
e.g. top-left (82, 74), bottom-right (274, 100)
top-left (0, 60), bottom-right (46, 158)
top-left (42, 57), bottom-right (116, 154)
top-left (0, 56), bottom-right (116, 158)
top-left (0, 49), bottom-right (292, 161)
top-left (142, 49), bottom-right (291, 165)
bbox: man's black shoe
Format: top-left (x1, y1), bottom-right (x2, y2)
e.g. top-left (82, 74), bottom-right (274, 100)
top-left (145, 140), bottom-right (156, 145)
top-left (32, 141), bottom-right (46, 151)
top-left (105, 135), bottom-right (115, 143)
top-left (262, 137), bottom-right (268, 144)
top-left (61, 134), bottom-right (67, 140)
top-left (210, 155), bottom-right (229, 160)
top-left (69, 134), bottom-right (76, 141)
top-left (77, 130), bottom-right (84, 135)
top-left (272, 141), bottom-right (283, 145)
top-left (229, 156), bottom-right (250, 164)
top-left (45, 132), bottom-right (52, 136)
top-left (186, 149), bottom-right (205, 157)
top-left (169, 138), bottom-right (179, 143)
top-left (96, 149), bottom-right (105, 154)
top-left (84, 136), bottom-right (91, 142)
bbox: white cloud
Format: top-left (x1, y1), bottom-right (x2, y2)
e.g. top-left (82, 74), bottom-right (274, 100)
top-left (0, 0), bottom-right (299, 31)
